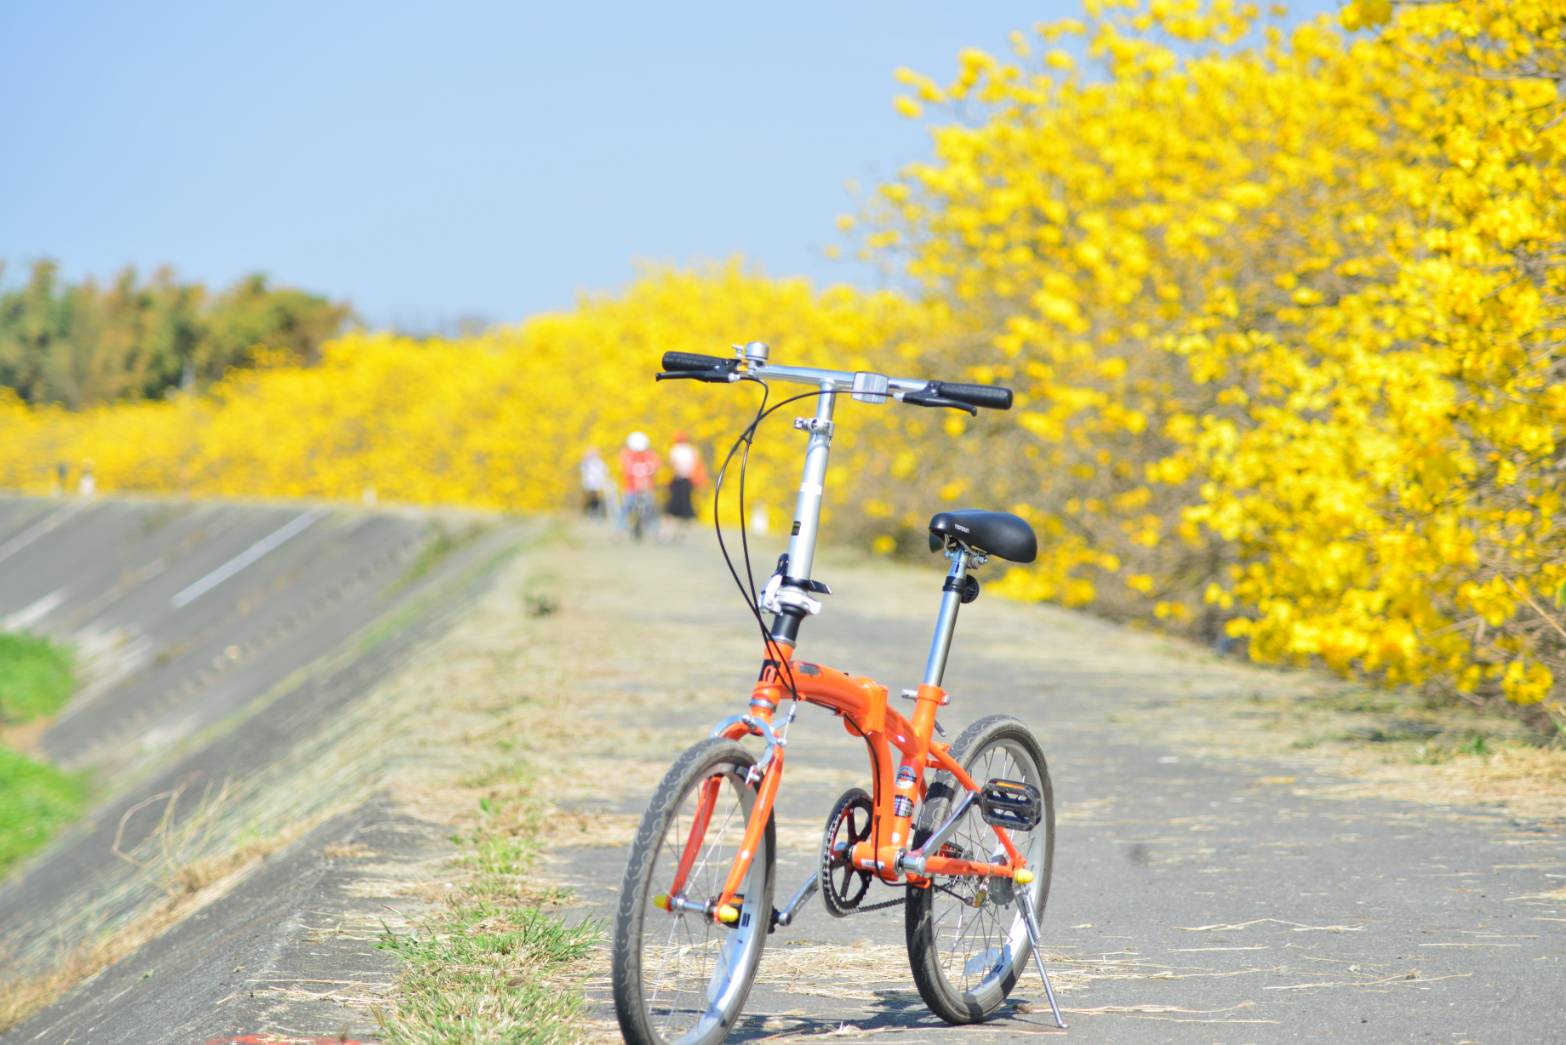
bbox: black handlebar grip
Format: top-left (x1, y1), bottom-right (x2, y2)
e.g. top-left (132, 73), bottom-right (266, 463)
top-left (931, 381), bottom-right (1013, 410)
top-left (661, 351), bottom-right (734, 373)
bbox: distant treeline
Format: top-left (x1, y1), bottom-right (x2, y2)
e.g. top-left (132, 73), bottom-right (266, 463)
top-left (0, 259), bottom-right (352, 407)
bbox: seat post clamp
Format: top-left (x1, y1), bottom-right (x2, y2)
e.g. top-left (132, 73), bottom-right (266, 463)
top-left (943, 574), bottom-right (981, 604)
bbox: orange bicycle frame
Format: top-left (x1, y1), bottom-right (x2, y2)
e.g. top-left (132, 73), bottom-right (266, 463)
top-left (661, 352), bottom-right (1027, 924)
top-left (686, 638), bottom-right (1025, 920)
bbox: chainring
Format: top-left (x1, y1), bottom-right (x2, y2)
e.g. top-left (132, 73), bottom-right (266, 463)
top-left (820, 786), bottom-right (875, 917)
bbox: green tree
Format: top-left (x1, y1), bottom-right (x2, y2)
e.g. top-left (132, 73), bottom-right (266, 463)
top-left (0, 261), bottom-right (352, 406)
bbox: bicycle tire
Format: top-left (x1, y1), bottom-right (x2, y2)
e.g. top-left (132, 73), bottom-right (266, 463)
top-left (613, 737), bottom-right (776, 1044)
top-left (904, 714), bottom-right (1054, 1024)
top-left (630, 499), bottom-right (647, 541)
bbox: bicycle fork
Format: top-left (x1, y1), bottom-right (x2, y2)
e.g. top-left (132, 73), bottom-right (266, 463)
top-left (656, 720), bottom-right (786, 925)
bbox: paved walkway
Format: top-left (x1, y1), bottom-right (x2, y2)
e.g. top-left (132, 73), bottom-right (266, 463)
top-left (543, 528), bottom-right (1565, 1043)
top-left (4, 503), bottom-right (1559, 1043)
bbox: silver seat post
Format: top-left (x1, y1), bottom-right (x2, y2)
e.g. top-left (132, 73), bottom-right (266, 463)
top-left (922, 549), bottom-right (969, 687)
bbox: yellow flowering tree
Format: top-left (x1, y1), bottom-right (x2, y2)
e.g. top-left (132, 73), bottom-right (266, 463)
top-left (863, 0), bottom-right (1564, 715)
top-left (0, 264), bottom-right (951, 530)
top-left (2, 1), bottom-right (1562, 723)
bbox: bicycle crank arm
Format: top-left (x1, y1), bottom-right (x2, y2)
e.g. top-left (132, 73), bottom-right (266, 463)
top-left (1017, 887), bottom-right (1068, 1029)
top-left (771, 869), bottom-right (820, 930)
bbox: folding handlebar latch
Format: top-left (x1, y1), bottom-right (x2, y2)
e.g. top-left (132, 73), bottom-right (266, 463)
top-left (761, 573), bottom-right (823, 616)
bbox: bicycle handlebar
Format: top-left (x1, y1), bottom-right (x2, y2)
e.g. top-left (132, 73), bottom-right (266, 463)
top-left (657, 350), bottom-right (1013, 412)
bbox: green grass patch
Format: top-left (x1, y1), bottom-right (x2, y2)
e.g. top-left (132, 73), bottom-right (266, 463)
top-left (0, 632), bottom-right (75, 724)
top-left (378, 903), bottom-right (595, 1042)
top-left (376, 765), bottom-right (598, 1043)
top-left (0, 747), bottom-right (88, 873)
top-left (0, 632), bottom-right (84, 873)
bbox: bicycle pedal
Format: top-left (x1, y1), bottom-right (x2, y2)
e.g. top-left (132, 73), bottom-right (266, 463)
top-left (978, 779), bottom-right (1042, 830)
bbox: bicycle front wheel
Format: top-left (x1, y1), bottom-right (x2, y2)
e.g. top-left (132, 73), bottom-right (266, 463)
top-left (612, 737), bottom-right (776, 1045)
top-left (905, 714), bottom-right (1054, 1024)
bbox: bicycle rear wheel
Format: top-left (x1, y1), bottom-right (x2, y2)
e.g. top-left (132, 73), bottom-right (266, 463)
top-left (905, 714), bottom-right (1054, 1023)
top-left (613, 737), bottom-right (775, 1044)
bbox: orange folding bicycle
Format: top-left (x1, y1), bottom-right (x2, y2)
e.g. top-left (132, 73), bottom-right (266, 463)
top-left (612, 343), bottom-right (1066, 1043)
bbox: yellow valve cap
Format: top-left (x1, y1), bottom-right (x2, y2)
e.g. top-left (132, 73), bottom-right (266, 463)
top-left (1014, 868), bottom-right (1036, 885)
top-left (653, 894), bottom-right (671, 911)
top-left (716, 903), bottom-right (740, 924)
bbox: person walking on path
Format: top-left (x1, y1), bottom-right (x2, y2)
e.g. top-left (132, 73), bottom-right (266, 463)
top-left (619, 432), bottom-right (660, 540)
top-left (664, 431), bottom-right (707, 536)
top-left (579, 446), bottom-right (613, 518)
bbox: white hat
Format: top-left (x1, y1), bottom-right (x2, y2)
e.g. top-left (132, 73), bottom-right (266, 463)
top-left (627, 431), bottom-right (650, 452)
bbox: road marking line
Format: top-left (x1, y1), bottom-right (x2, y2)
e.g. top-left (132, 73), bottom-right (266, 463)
top-left (1, 588), bottom-right (66, 631)
top-left (0, 503), bottom-right (80, 567)
top-left (171, 511), bottom-right (323, 609)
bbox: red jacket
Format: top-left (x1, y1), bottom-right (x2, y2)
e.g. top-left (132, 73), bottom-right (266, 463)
top-left (620, 448), bottom-right (660, 494)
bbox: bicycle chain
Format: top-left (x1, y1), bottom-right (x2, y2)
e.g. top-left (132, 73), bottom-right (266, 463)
top-left (832, 881), bottom-right (978, 915)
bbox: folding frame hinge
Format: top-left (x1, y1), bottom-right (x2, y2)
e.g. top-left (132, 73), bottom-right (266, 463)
top-left (792, 416), bottom-right (834, 437)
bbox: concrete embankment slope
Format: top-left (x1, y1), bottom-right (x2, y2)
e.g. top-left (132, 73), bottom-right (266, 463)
top-left (0, 495), bottom-right (529, 1042)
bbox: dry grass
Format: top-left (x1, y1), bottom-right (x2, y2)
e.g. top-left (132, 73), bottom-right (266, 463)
top-left (1316, 741), bottom-right (1566, 821)
top-left (754, 941), bottom-right (911, 995)
top-left (1506, 883), bottom-right (1566, 903)
top-left (1176, 918), bottom-right (1365, 933)
top-left (0, 817), bottom-right (306, 1031)
top-left (1052, 1001), bottom-right (1280, 1026)
top-left (322, 841), bottom-right (375, 861)
top-left (1120, 682), bottom-right (1566, 824)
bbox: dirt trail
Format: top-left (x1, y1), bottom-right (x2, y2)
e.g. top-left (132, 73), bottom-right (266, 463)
top-left (526, 525), bottom-right (1565, 1043)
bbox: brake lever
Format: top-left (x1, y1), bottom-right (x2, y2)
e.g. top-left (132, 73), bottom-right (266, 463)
top-left (656, 369), bottom-right (736, 383)
top-left (902, 391), bottom-right (979, 415)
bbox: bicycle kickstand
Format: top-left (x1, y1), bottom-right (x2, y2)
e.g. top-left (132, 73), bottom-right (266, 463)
top-left (1017, 889), bottom-right (1068, 1029)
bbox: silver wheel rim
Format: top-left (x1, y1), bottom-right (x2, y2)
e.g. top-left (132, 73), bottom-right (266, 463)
top-left (639, 759), bottom-right (768, 1043)
top-left (927, 736), bottom-right (1048, 1001)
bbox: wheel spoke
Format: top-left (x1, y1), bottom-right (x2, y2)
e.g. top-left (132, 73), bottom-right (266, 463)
top-left (912, 726), bottom-right (1051, 1019)
top-left (622, 746), bottom-right (771, 1043)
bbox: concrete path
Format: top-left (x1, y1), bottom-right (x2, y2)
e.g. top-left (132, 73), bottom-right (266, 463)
top-left (2, 502), bottom-right (1560, 1043)
top-left (543, 528), bottom-right (1566, 1043)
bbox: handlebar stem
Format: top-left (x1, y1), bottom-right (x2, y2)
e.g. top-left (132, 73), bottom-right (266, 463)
top-left (770, 383), bottom-right (837, 642)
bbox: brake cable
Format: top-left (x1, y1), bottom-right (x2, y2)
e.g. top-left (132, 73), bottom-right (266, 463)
top-left (711, 383), bottom-right (834, 710)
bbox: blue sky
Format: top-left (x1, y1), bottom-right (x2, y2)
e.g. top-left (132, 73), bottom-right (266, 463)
top-left (1, 1), bottom-right (1337, 330)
